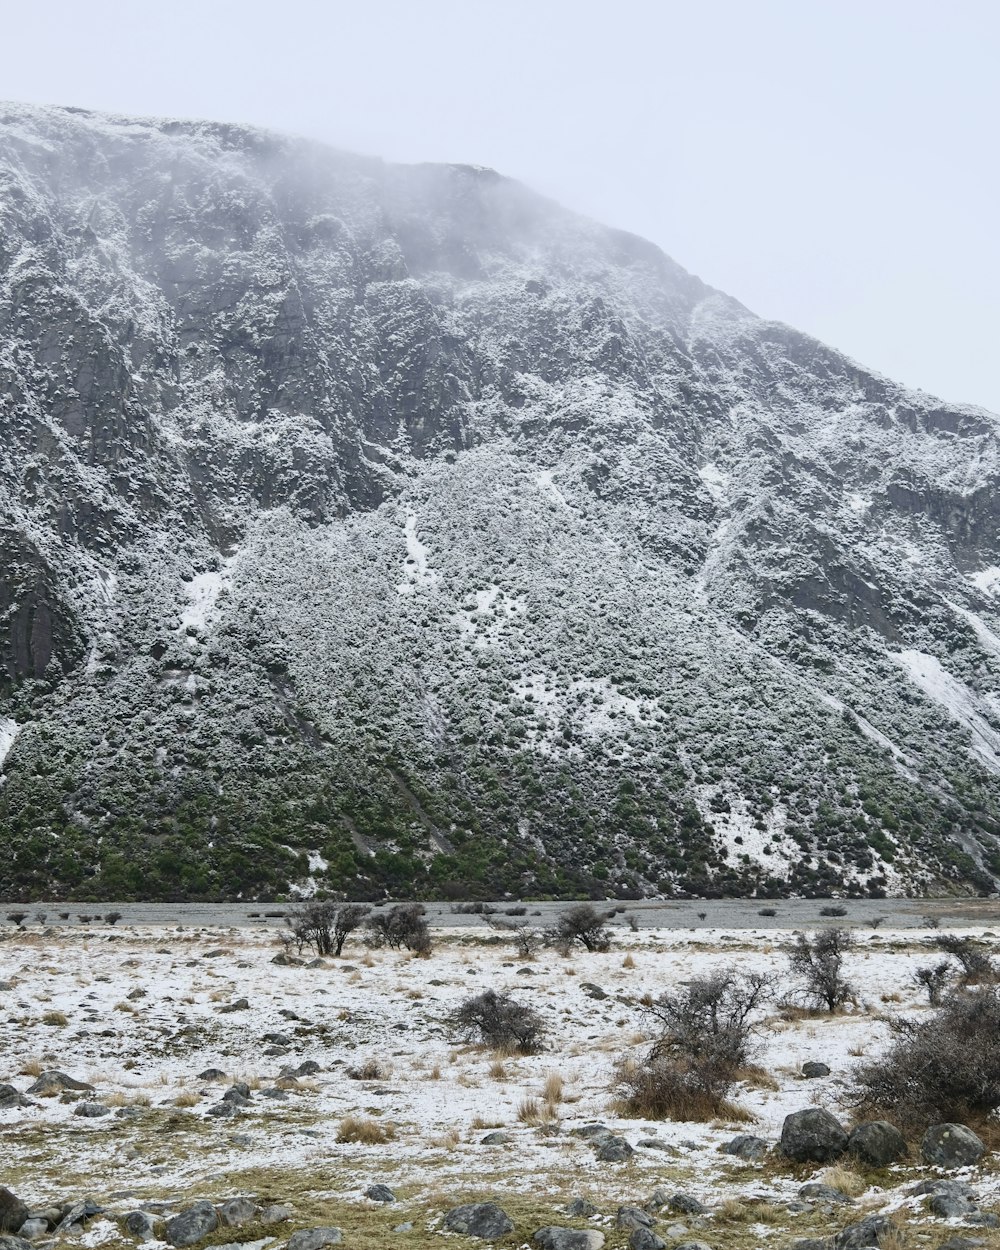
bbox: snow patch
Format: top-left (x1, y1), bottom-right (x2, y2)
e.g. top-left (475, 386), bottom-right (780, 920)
top-left (893, 649), bottom-right (1000, 772)
top-left (454, 585), bottom-right (527, 647)
top-left (0, 718), bottom-right (19, 769)
top-left (536, 469), bottom-right (568, 507)
top-left (697, 463), bottom-right (729, 503)
top-left (180, 567), bottom-right (231, 632)
top-left (970, 566), bottom-right (1000, 595)
top-left (396, 514), bottom-right (439, 594)
top-left (511, 674), bottom-right (655, 755)
top-left (695, 786), bottom-right (791, 879)
top-left (946, 599), bottom-right (1000, 659)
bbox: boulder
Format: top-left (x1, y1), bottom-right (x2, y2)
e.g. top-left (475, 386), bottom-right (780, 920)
top-left (0, 1087), bottom-right (29, 1111)
top-left (165, 1201), bottom-right (219, 1247)
top-left (848, 1121), bottom-right (906, 1168)
top-left (0, 1237), bottom-right (32, 1250)
top-left (722, 1134), bottom-right (768, 1162)
top-left (26, 1071), bottom-right (94, 1096)
top-left (480, 1132), bottom-right (512, 1145)
top-left (673, 1243), bottom-right (713, 1250)
top-left (800, 1184), bottom-right (854, 1206)
top-left (565, 1199), bottom-right (597, 1218)
top-left (922, 1125), bottom-right (985, 1169)
top-left (803, 1062), bottom-right (832, 1078)
top-left (594, 1135), bottom-right (633, 1162)
top-left (929, 1193), bottom-right (979, 1219)
top-left (72, 1102), bottom-right (111, 1117)
top-left (580, 983), bottom-right (607, 1000)
top-left (615, 1207), bottom-right (653, 1230)
top-left (443, 1203), bottom-right (514, 1239)
top-left (217, 1198), bottom-right (257, 1227)
top-left (286, 1230), bottom-right (343, 1250)
top-left (14, 1222), bottom-right (46, 1242)
top-left (259, 1206), bottom-right (292, 1225)
top-left (0, 1191), bottom-right (27, 1234)
top-left (196, 1069), bottom-right (227, 1082)
top-left (781, 1108), bottom-right (849, 1163)
top-left (122, 1212), bottom-right (157, 1241)
top-left (669, 1194), bottom-right (706, 1215)
top-left (533, 1230), bottom-right (605, 1250)
top-left (630, 1232), bottom-right (666, 1250)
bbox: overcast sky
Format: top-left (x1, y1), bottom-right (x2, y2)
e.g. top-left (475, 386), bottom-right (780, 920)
top-left (4, 0), bottom-right (998, 411)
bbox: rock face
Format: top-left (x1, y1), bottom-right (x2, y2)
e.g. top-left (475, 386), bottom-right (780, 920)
top-left (2, 103), bottom-right (1000, 901)
top-left (921, 1124), bottom-right (985, 1168)
top-left (780, 1108), bottom-right (849, 1163)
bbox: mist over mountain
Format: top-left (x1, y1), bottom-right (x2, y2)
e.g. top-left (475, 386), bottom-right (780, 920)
top-left (2, 102), bottom-right (999, 901)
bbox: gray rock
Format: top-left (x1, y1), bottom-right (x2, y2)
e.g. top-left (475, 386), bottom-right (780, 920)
top-left (259, 1206), bottom-right (292, 1225)
top-left (223, 1082), bottom-right (252, 1101)
top-left (637, 1139), bottom-right (681, 1155)
top-left (790, 1240), bottom-right (833, 1250)
top-left (364, 1185), bottom-right (395, 1204)
top-left (929, 1194), bottom-right (979, 1218)
top-left (780, 1108), bottom-right (849, 1163)
top-left (800, 1184), bottom-right (855, 1206)
top-left (0, 1237), bottom-right (33, 1250)
top-left (219, 998), bottom-right (249, 1013)
top-left (0, 1086), bottom-right (29, 1111)
top-left (937, 1240), bottom-right (986, 1250)
top-left (393, 1224), bottom-right (414, 1234)
top-left (205, 1101), bottom-right (240, 1118)
top-left (913, 1181), bottom-right (976, 1200)
top-left (848, 1121), bottom-right (906, 1168)
top-left (672, 1242), bottom-right (713, 1250)
top-left (834, 1215), bottom-right (894, 1250)
top-left (165, 1201), bottom-right (219, 1247)
top-left (286, 1229), bottom-right (343, 1250)
top-left (55, 1200), bottom-right (104, 1233)
top-left (443, 1203), bottom-right (514, 1239)
top-left (615, 1207), bottom-right (653, 1230)
top-left (722, 1134), bottom-right (769, 1161)
top-left (271, 954), bottom-right (305, 967)
top-left (259, 1088), bottom-right (289, 1100)
top-left (480, 1132), bottom-right (512, 1145)
top-left (217, 1198), bottom-right (257, 1227)
top-left (922, 1124), bottom-right (985, 1169)
top-left (803, 1062), bottom-right (832, 1078)
top-left (565, 1199), bottom-right (597, 1218)
top-left (568, 1124), bottom-right (612, 1140)
top-left (26, 1070), bottom-right (95, 1096)
top-left (72, 1102), bottom-right (112, 1117)
top-left (580, 983), bottom-right (607, 1000)
top-left (0, 1191), bottom-right (27, 1235)
top-left (968, 1215), bottom-right (999, 1229)
top-left (533, 1229), bottom-right (605, 1250)
top-left (629, 1232), bottom-right (666, 1250)
top-left (122, 1212), bottom-right (158, 1241)
top-left (196, 1069), bottom-right (227, 1081)
top-left (594, 1135), bottom-right (634, 1162)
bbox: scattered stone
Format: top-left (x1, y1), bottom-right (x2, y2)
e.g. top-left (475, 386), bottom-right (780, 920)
top-left (205, 1102), bottom-right (240, 1119)
top-left (780, 1108), bottom-right (849, 1163)
top-left (565, 1199), bottom-right (597, 1218)
top-left (922, 1124), bottom-right (985, 1169)
top-left (262, 1033), bottom-right (291, 1046)
top-left (393, 1224), bottom-right (414, 1234)
top-left (15, 1221), bottom-right (46, 1242)
top-left (219, 998), bottom-right (249, 1014)
top-left (364, 1186), bottom-right (395, 1204)
top-left (271, 954), bottom-right (305, 967)
top-left (196, 1069), bottom-right (227, 1082)
top-left (533, 1229), bottom-right (605, 1250)
top-left (286, 1229), bottom-right (343, 1250)
top-left (594, 1135), bottom-right (634, 1162)
top-left (929, 1193), bottom-right (979, 1219)
top-left (165, 1203), bottom-right (220, 1249)
top-left (637, 1140), bottom-right (681, 1155)
top-left (580, 983), bottom-right (607, 1000)
top-left (0, 1191), bottom-right (28, 1234)
top-left (672, 1242), bottom-right (713, 1250)
top-left (26, 1071), bottom-right (95, 1096)
top-left (722, 1134), bottom-right (769, 1162)
top-left (259, 1206), bottom-right (292, 1225)
top-left (443, 1203), bottom-right (514, 1239)
top-left (480, 1132), bottom-right (512, 1145)
top-left (834, 1215), bottom-right (893, 1250)
top-left (802, 1062), bottom-right (832, 1078)
top-left (122, 1212), bottom-right (157, 1241)
top-left (0, 1087), bottom-right (29, 1111)
top-left (217, 1198), bottom-right (257, 1227)
top-left (912, 1181), bottom-right (976, 1199)
top-left (847, 1121), bottom-right (906, 1168)
top-left (72, 1102), bottom-right (111, 1117)
top-left (937, 1240), bottom-right (986, 1250)
top-left (615, 1207), bottom-right (653, 1230)
top-left (258, 1088), bottom-right (289, 1100)
top-left (569, 1124), bottom-right (611, 1140)
top-left (115, 1106), bottom-right (144, 1120)
top-left (629, 1232), bottom-right (666, 1250)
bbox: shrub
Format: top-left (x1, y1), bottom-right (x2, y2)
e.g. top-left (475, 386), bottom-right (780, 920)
top-left (787, 929), bottom-right (855, 1012)
top-left (447, 989), bottom-right (547, 1054)
top-left (546, 903), bottom-right (612, 953)
top-left (287, 901), bottom-right (372, 957)
top-left (365, 903), bottom-right (431, 954)
top-left (852, 986), bottom-right (1000, 1130)
top-left (913, 961), bottom-right (952, 1005)
top-left (616, 971), bottom-right (772, 1121)
top-left (820, 905), bottom-right (848, 917)
top-left (933, 934), bottom-right (997, 984)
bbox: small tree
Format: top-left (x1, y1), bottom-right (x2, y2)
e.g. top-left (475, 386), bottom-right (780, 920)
top-left (546, 903), bottom-right (612, 953)
top-left (287, 901), bottom-right (371, 957)
top-left (913, 961), bottom-right (952, 1005)
top-left (333, 904), bottom-right (371, 956)
top-left (853, 985), bottom-right (1000, 1130)
top-left (934, 934), bottom-right (997, 984)
top-left (448, 989), bottom-right (547, 1054)
top-left (366, 903), bottom-right (432, 954)
top-left (786, 928), bottom-right (855, 1012)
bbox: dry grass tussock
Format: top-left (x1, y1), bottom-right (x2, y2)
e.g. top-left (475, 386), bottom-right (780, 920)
top-left (518, 1097), bottom-right (558, 1126)
top-left (41, 1010), bottom-right (68, 1027)
top-left (821, 1165), bottom-right (868, 1198)
top-left (715, 1197), bottom-right (785, 1224)
top-left (336, 1115), bottom-right (397, 1144)
top-left (614, 1057), bottom-right (755, 1124)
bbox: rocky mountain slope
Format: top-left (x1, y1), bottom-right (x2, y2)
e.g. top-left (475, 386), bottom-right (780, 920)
top-left (2, 102), bottom-right (999, 901)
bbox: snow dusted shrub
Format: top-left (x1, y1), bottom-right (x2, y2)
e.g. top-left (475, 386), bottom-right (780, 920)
top-left (546, 903), bottom-right (612, 954)
top-left (852, 985), bottom-right (1000, 1130)
top-left (786, 929), bottom-right (855, 1012)
top-left (286, 901), bottom-right (371, 957)
top-left (912, 961), bottom-right (953, 1005)
top-left (933, 934), bottom-right (998, 984)
top-left (365, 903), bottom-right (432, 954)
top-left (615, 971), bottom-right (772, 1121)
top-left (448, 989), bottom-right (547, 1054)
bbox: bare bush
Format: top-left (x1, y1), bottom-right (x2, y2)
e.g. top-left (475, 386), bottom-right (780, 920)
top-left (933, 934), bottom-right (997, 984)
top-left (447, 989), bottom-right (547, 1054)
top-left (853, 985), bottom-right (1000, 1130)
top-left (913, 961), bottom-right (953, 1005)
top-left (615, 971), bottom-right (773, 1120)
top-left (365, 903), bottom-right (431, 954)
top-left (546, 903), bottom-right (612, 953)
top-left (787, 928), bottom-right (855, 1012)
top-left (287, 901), bottom-right (371, 957)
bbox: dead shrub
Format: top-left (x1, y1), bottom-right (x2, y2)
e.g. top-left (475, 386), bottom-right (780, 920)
top-left (447, 989), bottom-right (547, 1054)
top-left (786, 928), bottom-right (855, 1012)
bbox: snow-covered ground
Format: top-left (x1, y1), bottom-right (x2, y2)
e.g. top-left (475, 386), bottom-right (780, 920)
top-left (0, 920), bottom-right (998, 1247)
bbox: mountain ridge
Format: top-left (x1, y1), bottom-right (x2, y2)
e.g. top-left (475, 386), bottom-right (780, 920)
top-left (1, 101), bottom-right (999, 902)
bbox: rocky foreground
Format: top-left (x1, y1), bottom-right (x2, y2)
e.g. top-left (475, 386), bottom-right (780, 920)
top-left (0, 916), bottom-right (998, 1250)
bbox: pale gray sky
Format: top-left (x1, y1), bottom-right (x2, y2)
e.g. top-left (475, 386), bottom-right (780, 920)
top-left (4, 0), bottom-right (998, 411)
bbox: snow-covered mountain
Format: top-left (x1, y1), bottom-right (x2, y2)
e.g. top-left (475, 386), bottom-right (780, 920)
top-left (2, 102), bottom-right (999, 901)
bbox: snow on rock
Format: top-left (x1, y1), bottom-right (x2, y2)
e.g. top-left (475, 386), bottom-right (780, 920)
top-left (697, 462), bottom-right (729, 502)
top-left (0, 717), bottom-right (19, 770)
top-left (970, 566), bottom-right (1000, 595)
top-left (179, 567), bottom-right (231, 632)
top-left (893, 649), bottom-right (1000, 772)
top-left (396, 513), bottom-right (440, 594)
